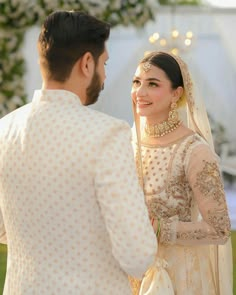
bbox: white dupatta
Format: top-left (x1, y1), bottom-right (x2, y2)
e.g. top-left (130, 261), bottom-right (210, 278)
top-left (132, 52), bottom-right (233, 295)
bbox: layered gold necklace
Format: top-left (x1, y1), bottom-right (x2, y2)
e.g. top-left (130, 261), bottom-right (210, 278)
top-left (144, 119), bottom-right (181, 138)
top-left (144, 102), bottom-right (181, 138)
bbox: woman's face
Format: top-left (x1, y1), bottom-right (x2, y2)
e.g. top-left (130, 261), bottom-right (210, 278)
top-left (131, 63), bottom-right (176, 123)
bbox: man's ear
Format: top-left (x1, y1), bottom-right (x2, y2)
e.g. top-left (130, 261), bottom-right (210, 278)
top-left (79, 52), bottom-right (94, 77)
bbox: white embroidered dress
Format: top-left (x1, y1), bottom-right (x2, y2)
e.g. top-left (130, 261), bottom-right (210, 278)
top-left (133, 133), bottom-right (231, 295)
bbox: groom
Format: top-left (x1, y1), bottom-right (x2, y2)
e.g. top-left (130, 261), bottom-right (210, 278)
top-left (0, 10), bottom-right (157, 294)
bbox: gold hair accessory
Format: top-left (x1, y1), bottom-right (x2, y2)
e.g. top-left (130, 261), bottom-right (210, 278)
top-left (142, 61), bottom-right (151, 72)
top-left (144, 102), bottom-right (181, 138)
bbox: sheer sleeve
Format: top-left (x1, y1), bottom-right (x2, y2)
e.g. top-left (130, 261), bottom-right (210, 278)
top-left (160, 143), bottom-right (231, 246)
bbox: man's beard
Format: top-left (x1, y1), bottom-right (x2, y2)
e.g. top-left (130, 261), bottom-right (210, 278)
top-left (85, 70), bottom-right (104, 106)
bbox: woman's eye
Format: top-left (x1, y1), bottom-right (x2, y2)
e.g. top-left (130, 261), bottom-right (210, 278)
top-left (132, 79), bottom-right (140, 86)
top-left (149, 82), bottom-right (158, 87)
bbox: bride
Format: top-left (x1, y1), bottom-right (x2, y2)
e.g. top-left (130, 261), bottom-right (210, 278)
top-left (129, 51), bottom-right (233, 295)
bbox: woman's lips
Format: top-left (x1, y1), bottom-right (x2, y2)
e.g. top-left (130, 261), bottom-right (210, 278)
top-left (136, 101), bottom-right (152, 108)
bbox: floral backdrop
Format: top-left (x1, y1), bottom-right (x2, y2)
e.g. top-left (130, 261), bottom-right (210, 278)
top-left (0, 0), bottom-right (201, 117)
top-left (0, 0), bottom-right (159, 117)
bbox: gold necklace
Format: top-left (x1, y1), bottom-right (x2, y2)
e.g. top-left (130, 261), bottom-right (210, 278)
top-left (144, 119), bottom-right (181, 138)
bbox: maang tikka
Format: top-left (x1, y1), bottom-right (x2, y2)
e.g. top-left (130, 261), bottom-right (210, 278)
top-left (142, 61), bottom-right (151, 72)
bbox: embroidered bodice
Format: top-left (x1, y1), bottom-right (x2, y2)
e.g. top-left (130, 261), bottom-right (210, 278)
top-left (137, 133), bottom-right (231, 246)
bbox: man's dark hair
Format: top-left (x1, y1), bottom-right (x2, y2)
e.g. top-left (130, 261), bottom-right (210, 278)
top-left (38, 10), bottom-right (110, 82)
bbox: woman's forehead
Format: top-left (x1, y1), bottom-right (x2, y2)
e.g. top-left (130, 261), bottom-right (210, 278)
top-left (134, 64), bottom-right (167, 80)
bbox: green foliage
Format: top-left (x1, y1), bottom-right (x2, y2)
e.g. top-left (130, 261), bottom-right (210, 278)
top-left (0, 0), bottom-right (156, 117)
top-left (0, 30), bottom-right (27, 115)
top-left (232, 232), bottom-right (236, 294)
top-left (0, 244), bottom-right (7, 294)
top-left (0, 1), bottom-right (39, 29)
top-left (159, 0), bottom-right (201, 5)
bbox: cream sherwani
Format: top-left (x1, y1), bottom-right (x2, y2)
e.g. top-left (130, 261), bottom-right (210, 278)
top-left (0, 89), bottom-right (157, 295)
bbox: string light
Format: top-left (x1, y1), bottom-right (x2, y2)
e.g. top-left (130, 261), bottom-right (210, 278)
top-left (148, 2), bottom-right (194, 56)
top-left (149, 29), bottom-right (194, 56)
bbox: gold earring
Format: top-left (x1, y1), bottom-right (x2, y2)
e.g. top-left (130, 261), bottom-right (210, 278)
top-left (168, 102), bottom-right (179, 124)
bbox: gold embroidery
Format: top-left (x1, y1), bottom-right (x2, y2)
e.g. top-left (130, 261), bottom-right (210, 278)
top-left (138, 134), bottom-right (230, 245)
top-left (207, 209), bottom-right (231, 239)
top-left (146, 198), bottom-right (191, 222)
top-left (194, 160), bottom-right (224, 205)
top-left (166, 170), bottom-right (190, 201)
top-left (160, 218), bottom-right (176, 244)
top-left (176, 229), bottom-right (207, 241)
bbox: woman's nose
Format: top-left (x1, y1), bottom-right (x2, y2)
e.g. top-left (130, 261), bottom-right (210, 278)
top-left (136, 84), bottom-right (147, 97)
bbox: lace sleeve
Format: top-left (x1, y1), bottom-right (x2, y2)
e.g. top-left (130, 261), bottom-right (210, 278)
top-left (160, 143), bottom-right (231, 246)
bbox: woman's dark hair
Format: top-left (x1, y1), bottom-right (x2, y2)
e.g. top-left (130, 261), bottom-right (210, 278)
top-left (38, 10), bottom-right (110, 82)
top-left (141, 51), bottom-right (183, 89)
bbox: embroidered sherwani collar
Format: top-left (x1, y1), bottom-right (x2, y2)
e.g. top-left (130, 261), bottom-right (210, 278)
top-left (32, 89), bottom-right (82, 105)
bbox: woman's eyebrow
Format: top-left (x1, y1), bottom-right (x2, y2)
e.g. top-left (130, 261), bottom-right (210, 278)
top-left (133, 76), bottom-right (161, 82)
top-left (145, 77), bottom-right (161, 82)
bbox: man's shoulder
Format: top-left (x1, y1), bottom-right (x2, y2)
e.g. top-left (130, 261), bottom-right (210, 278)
top-left (85, 107), bottom-right (131, 130)
top-left (0, 103), bottom-right (32, 126)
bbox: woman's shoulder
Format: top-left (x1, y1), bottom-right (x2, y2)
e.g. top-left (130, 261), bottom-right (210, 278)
top-left (182, 132), bottom-right (219, 164)
top-left (182, 132), bottom-right (207, 145)
top-left (180, 132), bottom-right (213, 156)
top-left (182, 132), bottom-right (211, 149)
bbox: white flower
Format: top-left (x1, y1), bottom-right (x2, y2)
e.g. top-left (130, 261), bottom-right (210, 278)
top-left (134, 3), bottom-right (145, 14)
top-left (128, 0), bottom-right (138, 4)
top-left (146, 0), bottom-right (160, 11)
top-left (109, 12), bottom-right (121, 23)
top-left (0, 0), bottom-right (156, 116)
top-left (0, 94), bottom-right (5, 104)
top-left (110, 0), bottom-right (122, 10)
top-left (12, 96), bottom-right (23, 106)
top-left (6, 100), bottom-right (18, 112)
top-left (0, 104), bottom-right (9, 117)
top-left (83, 1), bottom-right (108, 16)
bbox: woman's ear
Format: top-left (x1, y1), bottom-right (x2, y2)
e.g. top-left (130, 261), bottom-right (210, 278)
top-left (173, 86), bottom-right (184, 103)
top-left (79, 52), bottom-right (94, 77)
